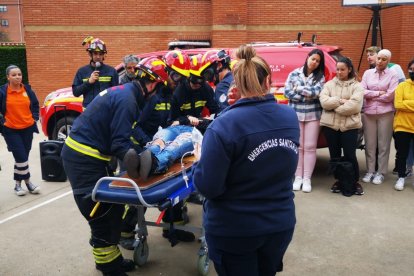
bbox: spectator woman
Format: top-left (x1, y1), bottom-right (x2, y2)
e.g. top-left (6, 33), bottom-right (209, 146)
top-left (393, 59), bottom-right (414, 191)
top-left (319, 57), bottom-right (364, 195)
top-left (284, 49), bottom-right (325, 192)
top-left (361, 49), bottom-right (399, 185)
top-left (193, 45), bottom-right (299, 276)
top-left (0, 65), bottom-right (40, 196)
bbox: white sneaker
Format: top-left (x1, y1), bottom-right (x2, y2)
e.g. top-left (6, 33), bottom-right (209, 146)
top-left (394, 178), bottom-right (405, 191)
top-left (293, 176), bottom-right (302, 191)
top-left (362, 172), bottom-right (374, 183)
top-left (372, 173), bottom-right (384, 185)
top-left (302, 178), bottom-right (312, 193)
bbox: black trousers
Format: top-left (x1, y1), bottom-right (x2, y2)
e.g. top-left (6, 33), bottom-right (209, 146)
top-left (206, 228), bottom-right (294, 276)
top-left (323, 127), bottom-right (360, 182)
top-left (62, 145), bottom-right (124, 273)
top-left (394, 131), bottom-right (414, 178)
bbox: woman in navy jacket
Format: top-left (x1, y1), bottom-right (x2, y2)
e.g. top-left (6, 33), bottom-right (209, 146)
top-left (0, 65), bottom-right (40, 196)
top-left (193, 45), bottom-right (300, 276)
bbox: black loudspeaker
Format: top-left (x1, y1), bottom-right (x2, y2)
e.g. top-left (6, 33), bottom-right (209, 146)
top-left (40, 140), bottom-right (67, 182)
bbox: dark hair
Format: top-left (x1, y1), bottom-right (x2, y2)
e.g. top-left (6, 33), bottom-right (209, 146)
top-left (408, 59), bottom-right (414, 70)
top-left (6, 64), bottom-right (20, 76)
top-left (233, 45), bottom-right (271, 98)
top-left (337, 57), bottom-right (356, 79)
top-left (303, 49), bottom-right (325, 84)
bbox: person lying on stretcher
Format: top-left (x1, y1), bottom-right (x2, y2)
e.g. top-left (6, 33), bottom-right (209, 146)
top-left (124, 54), bottom-right (219, 180)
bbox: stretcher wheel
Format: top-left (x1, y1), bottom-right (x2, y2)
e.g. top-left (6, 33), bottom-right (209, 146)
top-left (197, 253), bottom-right (210, 276)
top-left (133, 240), bottom-right (149, 267)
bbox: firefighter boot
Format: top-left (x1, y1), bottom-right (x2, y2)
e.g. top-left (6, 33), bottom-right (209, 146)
top-left (124, 149), bottom-right (140, 179)
top-left (139, 149), bottom-right (156, 181)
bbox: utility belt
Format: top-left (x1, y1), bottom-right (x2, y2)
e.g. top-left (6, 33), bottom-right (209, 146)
top-left (65, 136), bottom-right (111, 161)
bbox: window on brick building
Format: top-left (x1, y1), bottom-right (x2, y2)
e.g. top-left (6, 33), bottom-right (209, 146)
top-left (1, 19), bottom-right (8, 26)
top-left (0, 6), bottom-right (7, 12)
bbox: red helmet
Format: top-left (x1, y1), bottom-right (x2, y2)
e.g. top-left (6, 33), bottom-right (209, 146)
top-left (188, 54), bottom-right (209, 84)
top-left (85, 38), bottom-right (107, 53)
top-left (136, 56), bottom-right (168, 86)
top-left (163, 50), bottom-right (190, 78)
top-left (202, 49), bottom-right (231, 67)
top-left (200, 49), bottom-right (231, 81)
top-left (189, 54), bottom-right (208, 77)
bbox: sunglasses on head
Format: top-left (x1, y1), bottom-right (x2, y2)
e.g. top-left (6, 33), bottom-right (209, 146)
top-left (189, 75), bottom-right (204, 84)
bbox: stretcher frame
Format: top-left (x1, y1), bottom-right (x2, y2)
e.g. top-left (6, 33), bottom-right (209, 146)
top-left (91, 167), bottom-right (210, 275)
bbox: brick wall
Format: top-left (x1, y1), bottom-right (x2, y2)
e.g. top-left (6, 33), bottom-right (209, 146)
top-left (23, 1), bottom-right (414, 102)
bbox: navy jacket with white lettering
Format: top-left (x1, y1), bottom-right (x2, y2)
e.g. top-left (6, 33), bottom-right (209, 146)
top-left (193, 94), bottom-right (300, 237)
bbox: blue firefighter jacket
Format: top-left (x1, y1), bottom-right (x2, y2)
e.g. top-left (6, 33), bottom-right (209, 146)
top-left (215, 71), bottom-right (234, 112)
top-left (131, 85), bottom-right (173, 146)
top-left (72, 63), bottom-right (119, 108)
top-left (193, 94), bottom-right (300, 237)
top-left (66, 82), bottom-right (144, 161)
top-left (169, 80), bottom-right (219, 125)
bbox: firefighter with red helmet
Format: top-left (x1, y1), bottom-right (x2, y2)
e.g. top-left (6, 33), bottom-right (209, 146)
top-left (61, 63), bottom-right (165, 275)
top-left (123, 51), bottom-right (220, 244)
top-left (128, 56), bottom-right (170, 151)
top-left (163, 49), bottom-right (191, 90)
top-left (72, 36), bottom-right (119, 108)
top-left (125, 53), bottom-right (219, 180)
top-left (201, 49), bottom-right (234, 111)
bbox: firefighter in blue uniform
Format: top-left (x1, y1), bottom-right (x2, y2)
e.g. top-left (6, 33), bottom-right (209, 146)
top-left (129, 57), bottom-right (172, 149)
top-left (61, 70), bottom-right (162, 275)
top-left (124, 54), bottom-right (220, 244)
top-left (200, 49), bottom-right (234, 111)
top-left (72, 36), bottom-right (119, 108)
top-left (119, 56), bottom-right (172, 248)
top-left (120, 51), bottom-right (197, 248)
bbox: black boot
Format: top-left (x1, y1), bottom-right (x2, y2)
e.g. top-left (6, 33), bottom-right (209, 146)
top-left (124, 149), bottom-right (140, 178)
top-left (162, 229), bottom-right (195, 242)
top-left (139, 149), bottom-right (156, 181)
top-left (97, 259), bottom-right (136, 274)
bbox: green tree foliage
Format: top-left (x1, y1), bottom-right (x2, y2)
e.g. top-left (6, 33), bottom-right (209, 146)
top-left (0, 46), bottom-right (28, 85)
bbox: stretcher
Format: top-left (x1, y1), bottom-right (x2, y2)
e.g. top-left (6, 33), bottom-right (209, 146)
top-left (92, 156), bottom-right (210, 275)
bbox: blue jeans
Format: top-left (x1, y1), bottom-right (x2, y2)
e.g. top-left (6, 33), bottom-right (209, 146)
top-left (146, 125), bottom-right (194, 173)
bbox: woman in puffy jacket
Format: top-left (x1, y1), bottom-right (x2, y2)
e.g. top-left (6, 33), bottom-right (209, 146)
top-left (319, 57), bottom-right (364, 195)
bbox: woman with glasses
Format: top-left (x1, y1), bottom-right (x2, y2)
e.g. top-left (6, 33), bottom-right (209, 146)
top-left (393, 59), bottom-right (414, 191)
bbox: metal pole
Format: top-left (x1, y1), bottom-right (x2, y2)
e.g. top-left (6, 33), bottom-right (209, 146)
top-left (371, 6), bottom-right (380, 46)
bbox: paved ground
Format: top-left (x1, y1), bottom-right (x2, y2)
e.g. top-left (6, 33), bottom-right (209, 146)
top-left (1, 125), bottom-right (414, 276)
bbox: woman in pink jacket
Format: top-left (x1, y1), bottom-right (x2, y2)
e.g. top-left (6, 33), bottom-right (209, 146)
top-left (360, 49), bottom-right (399, 185)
